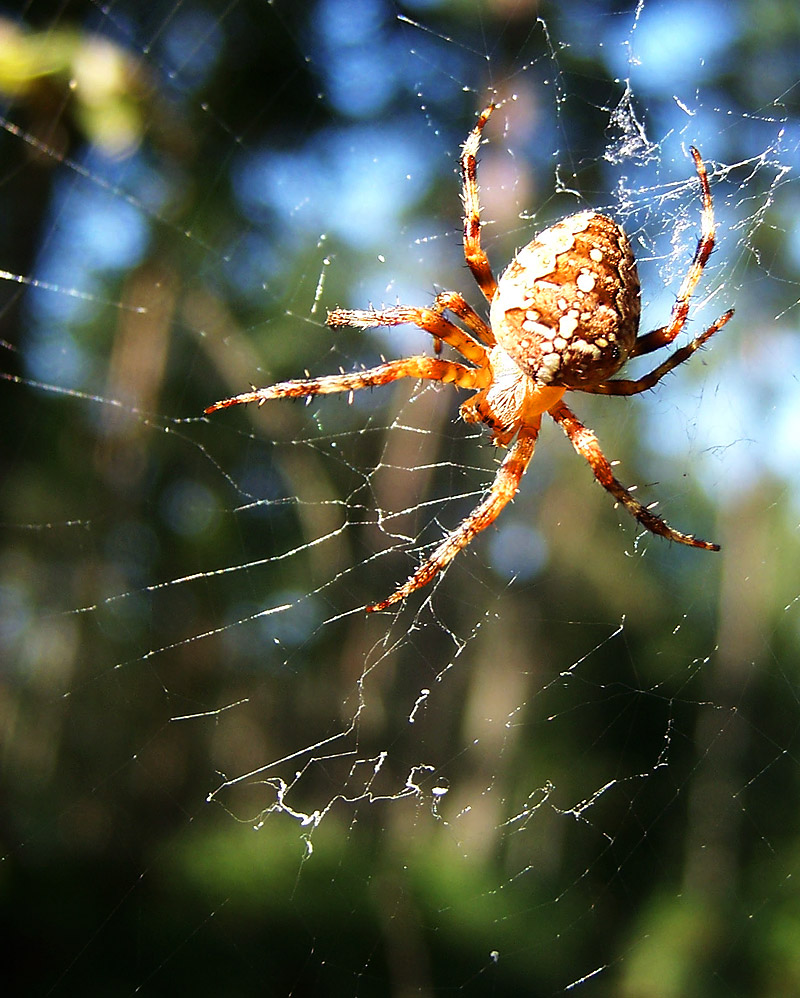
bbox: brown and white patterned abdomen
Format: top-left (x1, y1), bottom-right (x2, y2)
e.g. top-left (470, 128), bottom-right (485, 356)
top-left (489, 211), bottom-right (641, 388)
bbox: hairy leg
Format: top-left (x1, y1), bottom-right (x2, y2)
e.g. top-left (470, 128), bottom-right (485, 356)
top-left (631, 147), bottom-right (721, 358)
top-left (433, 290), bottom-right (496, 347)
top-left (548, 400), bottom-right (719, 551)
top-left (581, 308), bottom-right (733, 396)
top-left (460, 103), bottom-right (499, 303)
top-left (205, 356), bottom-right (489, 412)
top-left (327, 304), bottom-right (489, 367)
top-left (367, 422), bottom-right (540, 611)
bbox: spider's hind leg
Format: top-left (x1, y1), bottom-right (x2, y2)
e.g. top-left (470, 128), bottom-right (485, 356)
top-left (460, 103), bottom-right (499, 303)
top-left (630, 146), bottom-right (722, 361)
top-left (432, 291), bottom-right (495, 348)
top-left (582, 307), bottom-right (734, 397)
top-left (327, 304), bottom-right (490, 367)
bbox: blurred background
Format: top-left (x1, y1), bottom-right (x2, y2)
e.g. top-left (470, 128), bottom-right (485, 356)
top-left (2, 0), bottom-right (799, 994)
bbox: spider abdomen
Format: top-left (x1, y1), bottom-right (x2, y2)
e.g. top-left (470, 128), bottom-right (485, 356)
top-left (489, 211), bottom-right (641, 388)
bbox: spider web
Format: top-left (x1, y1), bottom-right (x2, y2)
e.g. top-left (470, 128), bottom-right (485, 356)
top-left (2, 0), bottom-right (799, 994)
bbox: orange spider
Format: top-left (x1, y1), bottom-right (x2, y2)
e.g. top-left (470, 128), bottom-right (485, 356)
top-left (206, 103), bottom-right (733, 612)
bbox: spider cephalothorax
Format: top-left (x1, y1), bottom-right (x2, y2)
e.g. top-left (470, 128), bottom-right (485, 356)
top-left (207, 102), bottom-right (733, 612)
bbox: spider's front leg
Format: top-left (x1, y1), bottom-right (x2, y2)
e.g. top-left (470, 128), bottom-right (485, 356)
top-left (204, 356), bottom-right (488, 411)
top-left (367, 422), bottom-right (540, 612)
top-left (549, 400), bottom-right (719, 551)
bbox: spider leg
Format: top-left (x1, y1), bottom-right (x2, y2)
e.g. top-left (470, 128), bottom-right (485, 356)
top-left (548, 400), bottom-right (719, 551)
top-left (461, 104), bottom-right (499, 303)
top-left (433, 291), bottom-right (495, 348)
top-left (205, 356), bottom-right (488, 412)
top-left (579, 307), bottom-right (734, 396)
top-left (367, 422), bottom-right (540, 611)
top-left (631, 147), bottom-right (719, 359)
top-left (327, 305), bottom-right (489, 367)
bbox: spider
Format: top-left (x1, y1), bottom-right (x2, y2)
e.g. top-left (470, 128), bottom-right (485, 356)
top-left (206, 103), bottom-right (733, 612)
